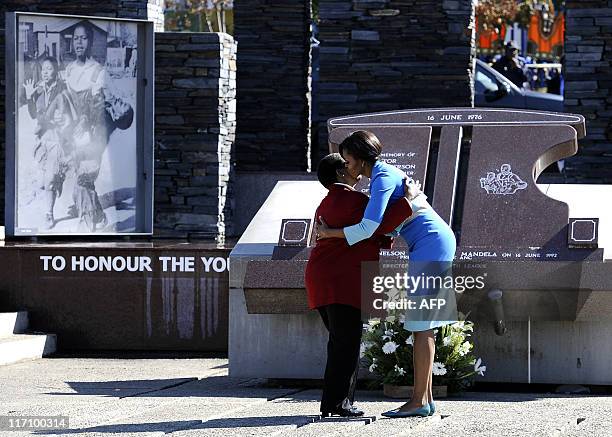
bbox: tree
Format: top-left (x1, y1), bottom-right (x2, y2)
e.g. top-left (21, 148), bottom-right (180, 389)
top-left (475, 0), bottom-right (562, 34)
top-left (165, 0), bottom-right (233, 34)
top-left (475, 0), bottom-right (518, 34)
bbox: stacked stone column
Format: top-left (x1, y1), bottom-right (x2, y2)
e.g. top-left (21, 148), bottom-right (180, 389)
top-left (564, 1), bottom-right (612, 183)
top-left (316, 0), bottom-right (476, 158)
top-left (233, 0), bottom-right (312, 171)
top-left (154, 33), bottom-right (236, 241)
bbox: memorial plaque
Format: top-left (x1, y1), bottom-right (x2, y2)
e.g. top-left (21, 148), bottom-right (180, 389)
top-left (233, 109), bottom-right (612, 384)
top-left (278, 219), bottom-right (312, 247)
top-left (568, 218), bottom-right (599, 248)
top-left (459, 124), bottom-right (575, 250)
top-left (240, 109), bottom-right (611, 320)
top-left (328, 108), bottom-right (601, 262)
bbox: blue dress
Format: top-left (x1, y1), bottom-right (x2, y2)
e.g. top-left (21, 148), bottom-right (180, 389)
top-left (344, 160), bottom-right (457, 332)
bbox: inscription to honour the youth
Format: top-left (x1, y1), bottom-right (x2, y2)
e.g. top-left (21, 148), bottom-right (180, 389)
top-left (479, 164), bottom-right (527, 195)
top-left (39, 255), bottom-right (230, 273)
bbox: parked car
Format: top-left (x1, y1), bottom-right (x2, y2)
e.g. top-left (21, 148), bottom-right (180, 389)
top-left (474, 59), bottom-right (564, 112)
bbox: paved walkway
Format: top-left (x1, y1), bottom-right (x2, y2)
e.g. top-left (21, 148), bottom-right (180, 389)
top-left (0, 358), bottom-right (611, 436)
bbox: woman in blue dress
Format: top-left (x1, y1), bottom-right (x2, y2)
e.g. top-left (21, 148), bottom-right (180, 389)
top-left (317, 130), bottom-right (457, 418)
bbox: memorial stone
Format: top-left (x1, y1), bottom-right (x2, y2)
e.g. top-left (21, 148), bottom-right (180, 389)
top-left (327, 108), bottom-right (600, 262)
top-left (230, 108), bottom-right (612, 380)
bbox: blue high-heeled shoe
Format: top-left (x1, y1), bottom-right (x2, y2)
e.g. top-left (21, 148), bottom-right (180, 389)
top-left (381, 403), bottom-right (431, 418)
top-left (428, 401), bottom-right (436, 415)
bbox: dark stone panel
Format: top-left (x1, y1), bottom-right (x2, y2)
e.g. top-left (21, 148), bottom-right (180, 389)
top-left (432, 125), bottom-right (462, 224)
top-left (154, 33), bottom-right (236, 242)
top-left (0, 1), bottom-right (160, 27)
top-left (234, 0), bottom-right (311, 171)
top-left (0, 30), bottom-right (5, 225)
top-left (316, 0), bottom-right (476, 164)
top-left (562, 2), bottom-right (612, 183)
top-left (1, 243), bottom-right (230, 351)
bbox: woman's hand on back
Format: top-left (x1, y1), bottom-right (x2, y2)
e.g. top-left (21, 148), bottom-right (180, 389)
top-left (316, 216), bottom-right (331, 240)
top-left (403, 178), bottom-right (422, 201)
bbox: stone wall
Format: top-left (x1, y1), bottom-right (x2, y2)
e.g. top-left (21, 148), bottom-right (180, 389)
top-left (0, 0), bottom-right (163, 27)
top-left (316, 0), bottom-right (476, 159)
top-left (563, 1), bottom-right (612, 183)
top-left (154, 32), bottom-right (236, 242)
top-left (233, 0), bottom-right (312, 172)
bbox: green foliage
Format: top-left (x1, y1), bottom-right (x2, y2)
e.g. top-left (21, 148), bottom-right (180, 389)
top-left (165, 0), bottom-right (234, 34)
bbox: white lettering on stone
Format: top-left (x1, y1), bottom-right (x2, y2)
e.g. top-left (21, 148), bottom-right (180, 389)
top-left (40, 256), bottom-right (66, 271)
top-left (440, 114), bottom-right (463, 121)
top-left (158, 256), bottom-right (195, 272)
top-left (71, 256), bottom-right (153, 272)
top-left (201, 257), bottom-right (229, 272)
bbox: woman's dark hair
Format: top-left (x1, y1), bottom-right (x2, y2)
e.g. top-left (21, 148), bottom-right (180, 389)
top-left (338, 130), bottom-right (383, 165)
top-left (40, 56), bottom-right (59, 74)
top-left (317, 153), bottom-right (345, 188)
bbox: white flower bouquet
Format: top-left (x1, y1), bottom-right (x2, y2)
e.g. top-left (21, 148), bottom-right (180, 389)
top-left (361, 315), bottom-right (486, 393)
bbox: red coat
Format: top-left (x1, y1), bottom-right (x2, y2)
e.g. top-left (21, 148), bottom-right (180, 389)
top-left (305, 184), bottom-right (412, 310)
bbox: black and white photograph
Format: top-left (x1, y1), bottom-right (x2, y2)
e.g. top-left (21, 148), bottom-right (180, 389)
top-left (13, 14), bottom-right (142, 234)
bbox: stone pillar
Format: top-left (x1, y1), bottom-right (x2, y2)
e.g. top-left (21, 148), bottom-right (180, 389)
top-left (564, 1), bottom-right (612, 183)
top-left (316, 0), bottom-right (475, 160)
top-left (147, 0), bottom-right (166, 32)
top-left (233, 0), bottom-right (312, 171)
top-left (154, 33), bottom-right (237, 242)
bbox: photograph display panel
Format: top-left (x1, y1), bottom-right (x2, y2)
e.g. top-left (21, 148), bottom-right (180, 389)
top-left (8, 12), bottom-right (152, 235)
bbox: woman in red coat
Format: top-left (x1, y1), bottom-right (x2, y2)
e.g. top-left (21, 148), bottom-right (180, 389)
top-left (305, 153), bottom-right (416, 417)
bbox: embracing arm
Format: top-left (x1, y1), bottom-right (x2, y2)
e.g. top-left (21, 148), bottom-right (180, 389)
top-left (377, 178), bottom-right (423, 235)
top-left (317, 171), bottom-right (395, 244)
top-left (343, 172), bottom-right (395, 245)
top-left (317, 177), bottom-right (421, 242)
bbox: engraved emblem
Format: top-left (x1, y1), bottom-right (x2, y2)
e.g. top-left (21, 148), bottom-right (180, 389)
top-left (480, 164), bottom-right (527, 195)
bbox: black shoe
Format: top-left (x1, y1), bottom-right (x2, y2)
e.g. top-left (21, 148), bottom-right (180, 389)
top-left (321, 405), bottom-right (364, 418)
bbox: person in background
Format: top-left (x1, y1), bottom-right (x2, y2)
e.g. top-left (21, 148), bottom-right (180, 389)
top-left (493, 42), bottom-right (528, 88)
top-left (547, 68), bottom-right (562, 95)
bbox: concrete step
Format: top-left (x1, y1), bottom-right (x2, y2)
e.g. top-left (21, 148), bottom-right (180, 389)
top-left (0, 333), bottom-right (57, 366)
top-left (0, 311), bottom-right (29, 337)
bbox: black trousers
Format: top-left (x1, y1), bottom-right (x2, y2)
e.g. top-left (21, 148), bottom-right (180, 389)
top-left (317, 303), bottom-right (363, 411)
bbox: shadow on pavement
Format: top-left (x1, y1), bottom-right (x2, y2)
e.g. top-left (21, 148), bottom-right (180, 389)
top-left (33, 415), bottom-right (322, 435)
